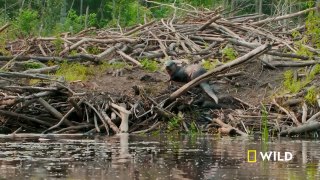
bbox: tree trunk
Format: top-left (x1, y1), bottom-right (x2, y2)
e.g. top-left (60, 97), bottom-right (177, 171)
top-left (256, 0), bottom-right (262, 15)
top-left (60, 0), bottom-right (67, 24)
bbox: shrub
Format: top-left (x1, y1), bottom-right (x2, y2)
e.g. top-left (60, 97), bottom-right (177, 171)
top-left (13, 9), bottom-right (40, 36)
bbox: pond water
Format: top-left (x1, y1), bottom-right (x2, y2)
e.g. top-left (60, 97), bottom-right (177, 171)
top-left (0, 134), bottom-right (319, 180)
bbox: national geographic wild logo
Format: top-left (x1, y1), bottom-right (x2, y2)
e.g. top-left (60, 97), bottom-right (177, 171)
top-left (247, 150), bottom-right (293, 162)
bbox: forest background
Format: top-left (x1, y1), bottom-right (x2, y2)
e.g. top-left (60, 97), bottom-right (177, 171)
top-left (0, 0), bottom-right (319, 39)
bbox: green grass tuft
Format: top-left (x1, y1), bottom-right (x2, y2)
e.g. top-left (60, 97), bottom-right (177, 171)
top-left (55, 62), bottom-right (93, 82)
top-left (141, 59), bottom-right (159, 72)
top-left (305, 86), bottom-right (318, 105)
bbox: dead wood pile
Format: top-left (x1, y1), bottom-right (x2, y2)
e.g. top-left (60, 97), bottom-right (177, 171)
top-left (0, 6), bottom-right (319, 137)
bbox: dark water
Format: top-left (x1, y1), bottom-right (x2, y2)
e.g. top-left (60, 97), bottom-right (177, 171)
top-left (0, 134), bottom-right (319, 180)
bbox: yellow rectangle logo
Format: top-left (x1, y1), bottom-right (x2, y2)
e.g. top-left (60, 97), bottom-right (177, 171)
top-left (247, 150), bottom-right (256, 162)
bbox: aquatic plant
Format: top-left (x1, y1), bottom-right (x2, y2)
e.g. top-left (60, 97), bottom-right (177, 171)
top-left (261, 104), bottom-right (268, 142)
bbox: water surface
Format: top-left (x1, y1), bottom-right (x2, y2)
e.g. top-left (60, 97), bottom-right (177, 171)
top-left (0, 134), bottom-right (319, 179)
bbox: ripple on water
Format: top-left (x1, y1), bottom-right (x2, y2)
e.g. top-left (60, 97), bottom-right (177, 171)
top-left (0, 135), bottom-right (319, 179)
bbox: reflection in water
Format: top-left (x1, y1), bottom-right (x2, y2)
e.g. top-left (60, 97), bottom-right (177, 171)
top-left (0, 135), bottom-right (320, 179)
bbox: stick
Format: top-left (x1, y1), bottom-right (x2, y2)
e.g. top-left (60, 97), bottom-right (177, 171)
top-left (131, 122), bottom-right (161, 134)
top-left (43, 99), bottom-right (84, 133)
top-left (0, 110), bottom-right (52, 126)
top-left (37, 98), bottom-right (73, 126)
top-left (198, 15), bottom-right (221, 31)
top-left (0, 23), bottom-right (10, 33)
top-left (252, 7), bottom-right (317, 25)
top-left (272, 98), bottom-right (301, 126)
top-left (212, 118), bottom-right (247, 136)
top-left (110, 103), bottom-right (131, 133)
top-left (23, 65), bottom-right (59, 74)
top-left (124, 20), bottom-right (156, 36)
top-left (302, 103), bottom-right (308, 124)
top-left (116, 50), bottom-right (142, 67)
top-left (101, 111), bottom-right (120, 134)
top-left (0, 133), bottom-right (85, 139)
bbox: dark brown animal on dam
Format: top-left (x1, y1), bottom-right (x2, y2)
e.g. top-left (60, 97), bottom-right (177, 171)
top-left (165, 60), bottom-right (219, 104)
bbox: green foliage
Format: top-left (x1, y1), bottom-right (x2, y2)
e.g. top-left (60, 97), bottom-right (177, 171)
top-left (221, 46), bottom-right (238, 61)
top-left (97, 62), bottom-right (127, 72)
top-left (105, 1), bottom-right (152, 27)
top-left (52, 37), bottom-right (64, 55)
top-left (261, 104), bottom-right (268, 142)
top-left (283, 70), bottom-right (303, 93)
top-left (304, 86), bottom-right (318, 105)
top-left (63, 9), bottom-right (97, 33)
top-left (189, 121), bottom-right (199, 134)
top-left (283, 65), bottom-right (320, 94)
top-left (305, 9), bottom-right (320, 49)
top-left (24, 62), bottom-right (43, 69)
top-left (293, 9), bottom-right (320, 58)
top-left (294, 37), bottom-right (314, 58)
top-left (86, 46), bottom-right (101, 55)
top-left (0, 35), bottom-right (10, 56)
top-left (283, 70), bottom-right (300, 93)
top-left (69, 50), bottom-right (78, 56)
top-left (168, 112), bottom-right (183, 131)
top-left (13, 9), bottom-right (39, 36)
top-left (56, 62), bottom-right (93, 82)
top-left (202, 59), bottom-right (217, 70)
top-left (141, 59), bottom-right (159, 72)
top-left (307, 64), bottom-right (320, 81)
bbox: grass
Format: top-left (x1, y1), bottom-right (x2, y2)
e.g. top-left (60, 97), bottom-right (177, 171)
top-left (141, 59), bottom-right (159, 72)
top-left (283, 70), bottom-right (303, 93)
top-left (55, 61), bottom-right (131, 82)
top-left (282, 65), bottom-right (320, 104)
top-left (167, 112), bottom-right (183, 131)
top-left (55, 62), bottom-right (94, 82)
top-left (98, 61), bottom-right (127, 71)
top-left (261, 104), bottom-right (269, 142)
top-left (24, 61), bottom-right (44, 69)
top-left (305, 86), bottom-right (318, 105)
top-left (221, 46), bottom-right (238, 61)
top-left (52, 37), bottom-right (64, 55)
top-left (202, 59), bottom-right (220, 70)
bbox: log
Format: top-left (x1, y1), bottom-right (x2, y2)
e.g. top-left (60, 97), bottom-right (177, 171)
top-left (0, 110), bottom-right (53, 127)
top-left (111, 103), bottom-right (131, 133)
top-left (280, 120), bottom-right (320, 136)
top-left (124, 20), bottom-right (156, 36)
top-left (116, 50), bottom-right (142, 67)
top-left (198, 15), bottom-right (221, 31)
top-left (23, 65), bottom-right (59, 74)
top-left (0, 133), bottom-right (85, 139)
top-left (252, 7), bottom-right (317, 25)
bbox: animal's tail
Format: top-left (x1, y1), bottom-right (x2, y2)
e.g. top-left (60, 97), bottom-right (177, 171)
top-left (200, 82), bottom-right (219, 104)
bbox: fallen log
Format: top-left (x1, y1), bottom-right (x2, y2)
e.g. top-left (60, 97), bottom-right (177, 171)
top-left (252, 7), bottom-right (317, 25)
top-left (280, 120), bottom-right (320, 136)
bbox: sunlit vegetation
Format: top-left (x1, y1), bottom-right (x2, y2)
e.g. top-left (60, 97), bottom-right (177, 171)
top-left (141, 59), bottom-right (159, 72)
top-left (55, 62), bottom-right (93, 82)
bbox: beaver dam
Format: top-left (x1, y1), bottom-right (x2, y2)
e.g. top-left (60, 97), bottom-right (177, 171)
top-left (1, 7), bottom-right (320, 139)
